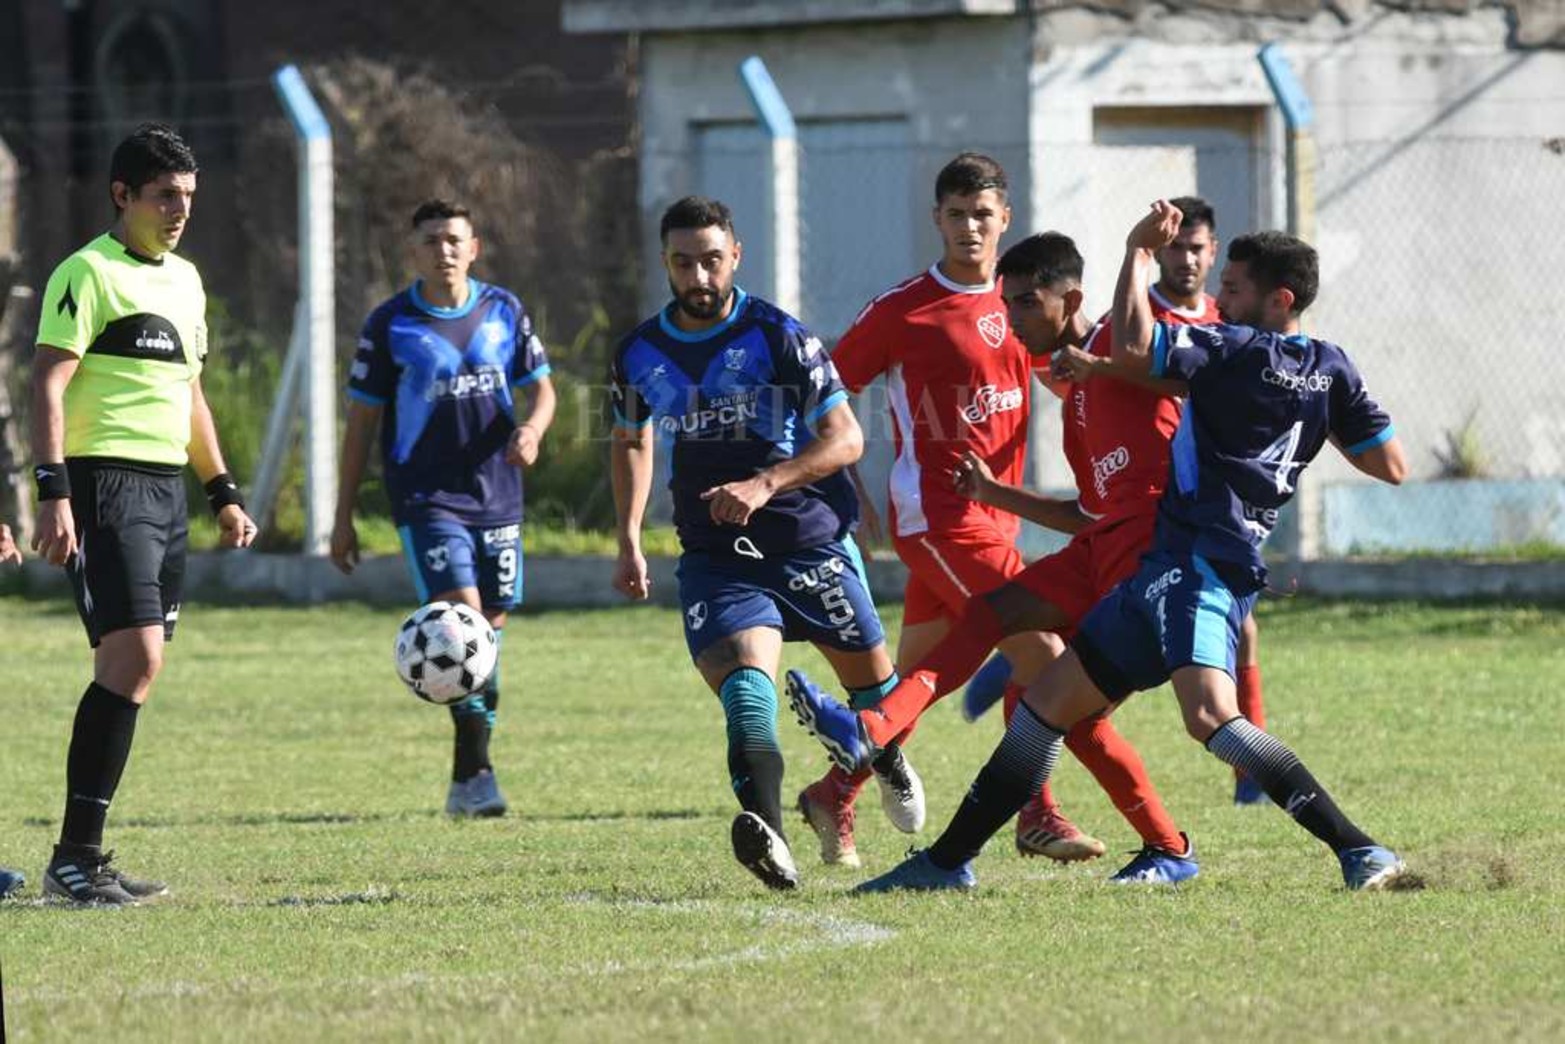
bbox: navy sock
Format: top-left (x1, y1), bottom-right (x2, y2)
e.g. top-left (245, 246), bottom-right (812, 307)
top-left (1206, 717), bottom-right (1376, 852)
top-left (60, 682), bottom-right (141, 851)
top-left (449, 694), bottom-right (490, 781)
top-left (928, 702), bottom-right (1065, 869)
top-left (719, 667), bottom-right (786, 835)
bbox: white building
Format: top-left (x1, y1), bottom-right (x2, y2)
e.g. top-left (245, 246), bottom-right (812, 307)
top-left (566, 0), bottom-right (1565, 554)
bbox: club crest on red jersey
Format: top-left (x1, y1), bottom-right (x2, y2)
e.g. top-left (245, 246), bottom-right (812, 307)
top-left (976, 311), bottom-right (1007, 349)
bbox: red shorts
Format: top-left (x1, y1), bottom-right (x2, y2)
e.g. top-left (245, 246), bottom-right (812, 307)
top-left (894, 527), bottom-right (1026, 628)
top-left (1012, 510), bottom-right (1158, 632)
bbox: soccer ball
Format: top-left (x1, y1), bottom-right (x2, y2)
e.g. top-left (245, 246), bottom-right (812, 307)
top-left (393, 601), bottom-right (498, 705)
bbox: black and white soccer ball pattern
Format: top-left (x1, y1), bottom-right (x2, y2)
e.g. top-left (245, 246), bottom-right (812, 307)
top-left (393, 600), bottom-right (499, 704)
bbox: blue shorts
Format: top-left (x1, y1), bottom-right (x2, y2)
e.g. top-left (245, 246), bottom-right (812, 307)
top-left (398, 519), bottom-right (522, 611)
top-left (676, 537), bottom-right (885, 661)
top-left (1073, 551), bottom-right (1259, 701)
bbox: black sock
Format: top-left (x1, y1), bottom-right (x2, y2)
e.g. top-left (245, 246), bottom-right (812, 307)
top-left (928, 703), bottom-right (1065, 869)
top-left (1206, 717), bottom-right (1376, 852)
top-left (449, 696), bottom-right (491, 781)
top-left (60, 682), bottom-right (141, 851)
top-left (729, 745), bottom-right (786, 835)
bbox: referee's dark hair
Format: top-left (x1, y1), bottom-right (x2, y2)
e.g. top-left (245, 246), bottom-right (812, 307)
top-left (109, 123), bottom-right (198, 210)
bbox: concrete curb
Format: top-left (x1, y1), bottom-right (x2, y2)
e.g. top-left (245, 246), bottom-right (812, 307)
top-left (8, 552), bottom-right (1564, 607)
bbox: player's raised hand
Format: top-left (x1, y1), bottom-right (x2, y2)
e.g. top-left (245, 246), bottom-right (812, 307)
top-left (613, 546), bottom-right (651, 601)
top-left (1128, 200), bottom-right (1184, 252)
top-left (1051, 344), bottom-right (1099, 383)
top-left (0, 522), bottom-right (21, 565)
top-left (700, 476), bottom-right (775, 527)
top-left (330, 517), bottom-right (360, 574)
top-left (506, 423), bottom-right (541, 468)
top-left (217, 504), bottom-right (258, 550)
top-left (32, 498), bottom-right (76, 566)
top-left (952, 450), bottom-right (996, 504)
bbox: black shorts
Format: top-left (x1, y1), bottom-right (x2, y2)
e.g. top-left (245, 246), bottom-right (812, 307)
top-left (66, 458), bottom-right (188, 647)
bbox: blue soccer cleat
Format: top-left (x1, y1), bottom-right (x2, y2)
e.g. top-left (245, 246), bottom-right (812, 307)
top-left (0, 866), bottom-right (24, 900)
top-left (786, 670), bottom-right (877, 773)
top-left (1339, 845), bottom-right (1406, 891)
top-left (854, 849), bottom-right (976, 894)
top-left (962, 654), bottom-right (1013, 722)
top-left (1109, 833), bottom-right (1200, 885)
top-left (1233, 773), bottom-right (1270, 806)
top-left (446, 769), bottom-right (508, 818)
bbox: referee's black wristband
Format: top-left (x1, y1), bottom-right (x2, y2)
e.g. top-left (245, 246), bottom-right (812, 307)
top-left (204, 473), bottom-right (245, 515)
top-left (35, 464), bottom-right (71, 501)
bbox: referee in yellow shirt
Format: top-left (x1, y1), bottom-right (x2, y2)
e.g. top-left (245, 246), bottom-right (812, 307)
top-left (30, 123), bottom-right (256, 905)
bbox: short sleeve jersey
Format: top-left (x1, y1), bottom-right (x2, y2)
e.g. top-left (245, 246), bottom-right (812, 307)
top-left (37, 233), bottom-right (207, 467)
top-left (1063, 288), bottom-right (1222, 521)
top-left (834, 265), bottom-right (1031, 540)
top-left (609, 288), bottom-right (857, 557)
top-left (1148, 321), bottom-right (1394, 570)
top-left (348, 279), bottom-right (551, 527)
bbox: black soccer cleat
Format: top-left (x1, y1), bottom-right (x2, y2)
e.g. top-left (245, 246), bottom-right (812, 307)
top-left (44, 846), bottom-right (167, 905)
top-left (730, 811), bottom-right (799, 891)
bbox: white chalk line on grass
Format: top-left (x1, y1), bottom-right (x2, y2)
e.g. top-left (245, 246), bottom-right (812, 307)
top-left (6, 897), bottom-right (895, 1004)
top-left (562, 895), bottom-right (896, 973)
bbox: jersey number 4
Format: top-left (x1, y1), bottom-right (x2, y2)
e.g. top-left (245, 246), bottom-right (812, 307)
top-left (1257, 422), bottom-right (1304, 494)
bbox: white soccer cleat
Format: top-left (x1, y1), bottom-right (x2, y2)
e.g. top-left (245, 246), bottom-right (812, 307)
top-left (873, 746), bottom-right (926, 834)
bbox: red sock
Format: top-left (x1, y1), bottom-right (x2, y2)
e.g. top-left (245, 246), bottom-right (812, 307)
top-left (1237, 664), bottom-right (1266, 730)
top-left (862, 599), bottom-right (1010, 747)
top-left (1064, 714), bottom-right (1184, 853)
top-left (821, 762), bottom-right (871, 803)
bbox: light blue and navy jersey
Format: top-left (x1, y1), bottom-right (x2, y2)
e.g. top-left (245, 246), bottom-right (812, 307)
top-left (348, 278), bottom-right (551, 527)
top-left (609, 288), bottom-right (858, 556)
top-left (1148, 321), bottom-right (1393, 573)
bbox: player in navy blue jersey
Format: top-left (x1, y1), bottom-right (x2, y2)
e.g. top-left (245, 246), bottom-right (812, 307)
top-left (332, 199), bottom-right (555, 818)
top-left (818, 200), bottom-right (1411, 893)
top-left (610, 196), bottom-right (918, 890)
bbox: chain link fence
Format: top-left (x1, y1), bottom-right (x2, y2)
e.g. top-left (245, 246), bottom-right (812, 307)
top-left (667, 127), bottom-right (1565, 561)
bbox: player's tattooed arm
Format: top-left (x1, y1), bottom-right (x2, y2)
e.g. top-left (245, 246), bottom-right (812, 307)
top-left (611, 422), bottom-right (655, 599)
top-left (701, 401), bottom-right (864, 527)
top-left (952, 450), bottom-right (1090, 535)
top-left (1112, 200), bottom-right (1184, 375)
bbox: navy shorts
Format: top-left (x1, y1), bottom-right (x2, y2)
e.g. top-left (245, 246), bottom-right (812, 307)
top-left (398, 519), bottom-right (522, 611)
top-left (1073, 550), bottom-right (1259, 701)
top-left (66, 459), bottom-right (187, 647)
top-left (676, 537), bottom-right (885, 661)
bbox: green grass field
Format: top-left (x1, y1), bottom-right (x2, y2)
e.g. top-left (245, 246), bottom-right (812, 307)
top-left (2, 595), bottom-right (1562, 1041)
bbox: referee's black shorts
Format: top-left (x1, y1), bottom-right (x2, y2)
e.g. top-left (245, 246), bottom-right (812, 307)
top-left (65, 457), bottom-right (188, 648)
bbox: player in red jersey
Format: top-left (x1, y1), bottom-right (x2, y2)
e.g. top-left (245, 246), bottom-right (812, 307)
top-left (795, 154), bottom-right (1116, 869)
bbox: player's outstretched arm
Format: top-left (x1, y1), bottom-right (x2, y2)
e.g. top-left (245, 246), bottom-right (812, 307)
top-left (611, 422), bottom-right (655, 600)
top-left (187, 375), bottom-right (256, 550)
top-left (1336, 434), bottom-right (1407, 485)
top-left (1111, 201), bottom-right (1184, 376)
top-left (953, 450), bottom-right (1090, 535)
top-left (507, 374), bottom-right (557, 468)
top-left (331, 399), bottom-right (382, 574)
top-left (30, 345), bottom-right (80, 566)
top-left (700, 401), bottom-right (863, 528)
